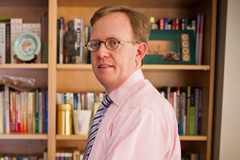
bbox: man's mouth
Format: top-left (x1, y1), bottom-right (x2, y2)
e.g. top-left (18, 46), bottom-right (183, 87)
top-left (99, 65), bottom-right (113, 68)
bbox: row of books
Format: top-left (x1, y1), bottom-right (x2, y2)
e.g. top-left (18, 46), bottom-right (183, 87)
top-left (57, 17), bottom-right (92, 64)
top-left (0, 85), bottom-right (48, 134)
top-left (181, 150), bottom-right (199, 160)
top-left (159, 86), bottom-right (202, 135)
top-left (150, 13), bottom-right (205, 65)
top-left (0, 152), bottom-right (45, 160)
top-left (56, 149), bottom-right (82, 160)
top-left (0, 16), bottom-right (47, 64)
top-left (57, 92), bottom-right (105, 117)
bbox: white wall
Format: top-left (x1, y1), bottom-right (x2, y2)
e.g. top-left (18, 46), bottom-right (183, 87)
top-left (219, 0), bottom-right (240, 159)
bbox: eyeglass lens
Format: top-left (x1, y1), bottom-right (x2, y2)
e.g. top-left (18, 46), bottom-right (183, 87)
top-left (87, 38), bottom-right (119, 52)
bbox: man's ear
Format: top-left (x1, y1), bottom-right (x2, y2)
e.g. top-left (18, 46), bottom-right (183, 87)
top-left (136, 42), bottom-right (147, 62)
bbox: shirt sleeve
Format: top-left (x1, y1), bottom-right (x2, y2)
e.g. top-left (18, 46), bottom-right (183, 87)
top-left (105, 103), bottom-right (181, 160)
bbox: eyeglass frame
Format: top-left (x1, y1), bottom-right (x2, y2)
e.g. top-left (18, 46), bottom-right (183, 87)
top-left (85, 37), bottom-right (139, 52)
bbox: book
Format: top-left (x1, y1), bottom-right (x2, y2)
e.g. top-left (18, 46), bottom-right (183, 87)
top-left (179, 91), bottom-right (186, 135)
top-left (15, 91), bottom-right (21, 132)
top-left (0, 23), bottom-right (6, 64)
top-left (59, 17), bottom-right (64, 64)
top-left (39, 91), bottom-right (43, 133)
top-left (27, 92), bottom-right (35, 133)
top-left (189, 87), bottom-right (195, 135)
top-left (74, 18), bottom-right (84, 64)
top-left (197, 87), bottom-right (202, 134)
top-left (4, 85), bottom-right (10, 133)
top-left (0, 92), bottom-right (3, 133)
top-left (144, 30), bottom-right (195, 64)
top-left (44, 87), bottom-right (48, 133)
top-left (35, 88), bottom-right (39, 133)
top-left (21, 92), bottom-right (28, 133)
top-left (194, 87), bottom-right (199, 135)
top-left (41, 14), bottom-right (48, 63)
top-left (10, 18), bottom-right (22, 63)
top-left (31, 23), bottom-right (41, 63)
top-left (5, 23), bottom-right (11, 63)
top-left (197, 13), bottom-right (204, 65)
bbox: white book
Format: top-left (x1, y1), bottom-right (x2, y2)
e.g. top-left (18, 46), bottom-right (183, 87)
top-left (10, 18), bottom-right (22, 63)
top-left (0, 23), bottom-right (6, 64)
top-left (69, 92), bottom-right (74, 107)
top-left (56, 92), bottom-right (62, 104)
top-left (4, 85), bottom-right (10, 133)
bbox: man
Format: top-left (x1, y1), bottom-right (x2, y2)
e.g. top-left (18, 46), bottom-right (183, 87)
top-left (83, 4), bottom-right (181, 160)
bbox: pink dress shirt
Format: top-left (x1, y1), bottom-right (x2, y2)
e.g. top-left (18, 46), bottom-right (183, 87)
top-left (89, 69), bottom-right (181, 160)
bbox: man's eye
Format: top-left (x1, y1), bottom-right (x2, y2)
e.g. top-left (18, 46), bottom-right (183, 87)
top-left (93, 43), bottom-right (99, 48)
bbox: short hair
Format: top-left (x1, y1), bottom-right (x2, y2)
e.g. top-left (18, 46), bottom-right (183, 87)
top-left (90, 4), bottom-right (151, 45)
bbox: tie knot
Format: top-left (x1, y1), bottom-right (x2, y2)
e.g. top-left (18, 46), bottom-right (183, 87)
top-left (102, 95), bottom-right (113, 108)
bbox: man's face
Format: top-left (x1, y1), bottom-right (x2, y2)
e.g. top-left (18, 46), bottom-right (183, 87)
top-left (90, 12), bottom-right (141, 93)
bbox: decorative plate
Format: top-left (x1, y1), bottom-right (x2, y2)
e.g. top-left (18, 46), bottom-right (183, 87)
top-left (13, 32), bottom-right (41, 61)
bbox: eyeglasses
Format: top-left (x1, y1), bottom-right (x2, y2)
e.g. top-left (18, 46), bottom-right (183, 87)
top-left (85, 37), bottom-right (138, 52)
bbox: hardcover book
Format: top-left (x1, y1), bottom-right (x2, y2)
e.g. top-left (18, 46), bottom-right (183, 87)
top-left (144, 30), bottom-right (195, 65)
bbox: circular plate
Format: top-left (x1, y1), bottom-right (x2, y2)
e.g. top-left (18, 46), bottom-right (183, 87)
top-left (13, 32), bottom-right (41, 61)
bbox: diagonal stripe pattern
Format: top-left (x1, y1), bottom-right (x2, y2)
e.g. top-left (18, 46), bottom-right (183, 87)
top-left (83, 95), bottom-right (113, 160)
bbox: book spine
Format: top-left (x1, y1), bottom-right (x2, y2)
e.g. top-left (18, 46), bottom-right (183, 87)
top-left (11, 91), bottom-right (16, 132)
top-left (2, 91), bottom-right (6, 133)
top-left (0, 92), bottom-right (3, 133)
top-left (189, 90), bottom-right (195, 135)
top-left (159, 18), bottom-right (164, 30)
top-left (198, 87), bottom-right (202, 134)
top-left (44, 87), bottom-right (48, 133)
top-left (5, 23), bottom-right (10, 63)
top-left (21, 92), bottom-right (27, 133)
top-left (16, 91), bottom-right (21, 133)
top-left (164, 17), bottom-right (168, 30)
top-left (5, 85), bottom-right (10, 133)
top-left (28, 92), bottom-right (33, 133)
top-left (59, 17), bottom-right (64, 64)
top-left (32, 23), bottom-right (41, 63)
top-left (195, 13), bottom-right (201, 65)
top-left (194, 88), bottom-right (199, 135)
top-left (197, 13), bottom-right (204, 65)
top-left (32, 92), bottom-right (36, 133)
top-left (41, 16), bottom-right (48, 63)
top-left (74, 18), bottom-right (83, 64)
top-left (35, 88), bottom-right (39, 133)
top-left (57, 19), bottom-right (60, 64)
top-left (39, 91), bottom-right (43, 133)
top-left (0, 23), bottom-right (6, 64)
top-left (11, 18), bottom-right (22, 63)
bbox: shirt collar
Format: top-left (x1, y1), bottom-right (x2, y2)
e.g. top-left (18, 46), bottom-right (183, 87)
top-left (108, 69), bottom-right (144, 106)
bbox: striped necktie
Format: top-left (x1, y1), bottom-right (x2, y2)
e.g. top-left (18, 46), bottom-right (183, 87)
top-left (83, 95), bottom-right (113, 160)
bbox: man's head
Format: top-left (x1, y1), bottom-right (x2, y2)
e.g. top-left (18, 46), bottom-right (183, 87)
top-left (90, 4), bottom-right (150, 45)
top-left (89, 4), bottom-right (150, 93)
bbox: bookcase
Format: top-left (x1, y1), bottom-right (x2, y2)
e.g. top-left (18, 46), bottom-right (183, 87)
top-left (0, 0), bottom-right (216, 160)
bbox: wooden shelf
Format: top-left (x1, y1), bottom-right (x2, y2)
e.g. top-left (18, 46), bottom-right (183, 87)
top-left (56, 134), bottom-right (88, 140)
top-left (0, 64), bottom-right (48, 69)
top-left (57, 64), bottom-right (210, 70)
top-left (57, 0), bottom-right (207, 8)
top-left (180, 135), bottom-right (208, 141)
top-left (0, 133), bottom-right (48, 139)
